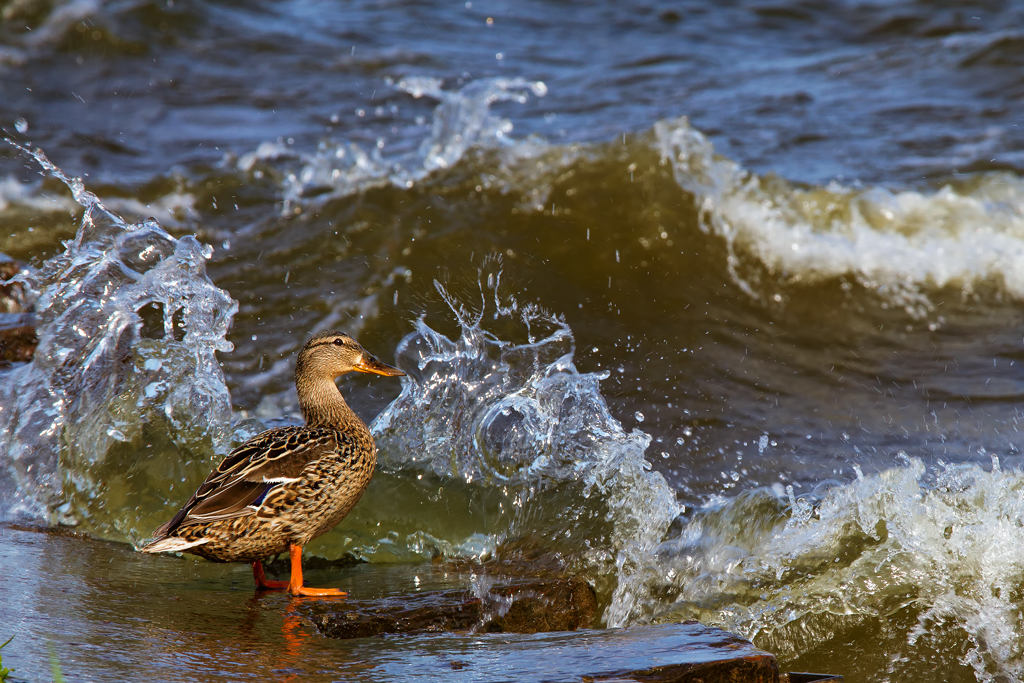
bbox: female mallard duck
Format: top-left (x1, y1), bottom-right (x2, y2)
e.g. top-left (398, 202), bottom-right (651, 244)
top-left (142, 331), bottom-right (404, 597)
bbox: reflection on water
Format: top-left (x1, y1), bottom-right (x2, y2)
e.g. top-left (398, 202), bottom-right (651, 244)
top-left (0, 524), bottom-right (482, 681)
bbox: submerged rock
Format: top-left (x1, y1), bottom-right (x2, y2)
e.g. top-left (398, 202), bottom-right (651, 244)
top-left (482, 576), bottom-right (597, 633)
top-left (0, 254), bottom-right (36, 364)
top-left (306, 602), bottom-right (784, 683)
top-left (293, 551), bottom-right (811, 681)
top-left (303, 586), bottom-right (481, 639)
top-left (301, 574), bottom-right (598, 639)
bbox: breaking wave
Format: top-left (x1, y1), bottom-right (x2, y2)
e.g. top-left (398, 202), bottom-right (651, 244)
top-left (234, 101), bottom-right (1024, 314)
top-left (630, 455), bottom-right (1024, 682)
top-left (232, 76), bottom-right (563, 211)
top-left (655, 117), bottom-right (1024, 312)
top-left (367, 263), bottom-right (678, 621)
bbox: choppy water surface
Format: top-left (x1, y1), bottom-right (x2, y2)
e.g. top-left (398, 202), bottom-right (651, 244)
top-left (3, 1), bottom-right (1024, 681)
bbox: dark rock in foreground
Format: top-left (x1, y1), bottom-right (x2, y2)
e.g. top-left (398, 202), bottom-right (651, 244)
top-left (295, 558), bottom-right (844, 682)
top-left (312, 617), bottom-right (784, 683)
top-left (499, 622), bottom-right (782, 683)
top-left (301, 575), bottom-right (597, 639)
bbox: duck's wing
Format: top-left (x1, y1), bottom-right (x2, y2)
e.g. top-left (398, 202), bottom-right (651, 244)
top-left (151, 426), bottom-right (339, 538)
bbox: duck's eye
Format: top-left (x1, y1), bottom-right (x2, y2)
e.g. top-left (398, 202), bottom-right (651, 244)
top-left (333, 338), bottom-right (346, 346)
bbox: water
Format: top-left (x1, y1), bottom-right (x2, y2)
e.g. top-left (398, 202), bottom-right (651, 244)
top-left (3, 1), bottom-right (1024, 681)
top-left (0, 525), bottom-right (774, 682)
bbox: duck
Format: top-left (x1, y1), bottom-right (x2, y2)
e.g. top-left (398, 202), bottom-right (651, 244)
top-left (142, 330), bottom-right (405, 597)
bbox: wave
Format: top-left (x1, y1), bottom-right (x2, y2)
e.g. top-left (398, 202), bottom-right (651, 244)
top-left (230, 82), bottom-right (1024, 314)
top-left (654, 117), bottom-right (1024, 312)
top-left (368, 261), bottom-right (678, 620)
top-left (231, 76), bottom-right (561, 212)
top-left (634, 455), bottom-right (1024, 683)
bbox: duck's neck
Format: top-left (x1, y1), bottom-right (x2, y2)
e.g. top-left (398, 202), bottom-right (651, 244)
top-left (297, 374), bottom-right (363, 430)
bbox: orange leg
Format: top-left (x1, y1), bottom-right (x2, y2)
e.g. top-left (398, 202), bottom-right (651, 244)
top-left (288, 543), bottom-right (347, 598)
top-left (252, 560), bottom-right (289, 590)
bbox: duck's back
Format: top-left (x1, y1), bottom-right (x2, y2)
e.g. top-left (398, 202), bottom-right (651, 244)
top-left (271, 422), bottom-right (378, 545)
top-left (145, 421), bottom-right (377, 562)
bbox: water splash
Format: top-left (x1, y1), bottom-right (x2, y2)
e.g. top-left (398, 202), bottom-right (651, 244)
top-left (0, 145), bottom-right (237, 540)
top-left (369, 261), bottom-right (678, 624)
top-left (630, 455), bottom-right (1024, 682)
top-left (235, 77), bottom-right (560, 210)
top-left (654, 117), bottom-right (1024, 311)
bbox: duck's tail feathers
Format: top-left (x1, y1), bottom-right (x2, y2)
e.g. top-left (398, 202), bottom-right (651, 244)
top-left (140, 536), bottom-right (211, 554)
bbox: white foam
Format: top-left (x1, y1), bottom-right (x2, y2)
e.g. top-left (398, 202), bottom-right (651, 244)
top-left (655, 117), bottom-right (1024, 309)
top-left (630, 455), bottom-right (1024, 682)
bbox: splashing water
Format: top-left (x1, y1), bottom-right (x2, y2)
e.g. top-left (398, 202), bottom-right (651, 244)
top-left (630, 455), bottom-right (1024, 682)
top-left (0, 145), bottom-right (237, 541)
top-left (234, 77), bottom-right (560, 210)
top-left (370, 262), bottom-right (679, 625)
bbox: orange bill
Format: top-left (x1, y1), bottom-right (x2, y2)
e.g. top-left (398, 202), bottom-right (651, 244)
top-left (352, 354), bottom-right (405, 377)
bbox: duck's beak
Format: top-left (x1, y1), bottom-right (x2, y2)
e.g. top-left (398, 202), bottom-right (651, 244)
top-left (353, 354), bottom-right (406, 377)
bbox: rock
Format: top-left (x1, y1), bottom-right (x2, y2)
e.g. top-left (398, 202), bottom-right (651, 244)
top-left (499, 622), bottom-right (780, 683)
top-left (304, 587), bottom-right (482, 639)
top-left (481, 576), bottom-right (597, 633)
top-left (301, 574), bottom-right (598, 639)
top-left (0, 254), bottom-right (36, 364)
top-left (291, 540), bottom-right (837, 681)
top-left (307, 613), bottom-right (785, 683)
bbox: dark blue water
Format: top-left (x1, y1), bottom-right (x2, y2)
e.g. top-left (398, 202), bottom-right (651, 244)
top-left (3, 0), bottom-right (1022, 186)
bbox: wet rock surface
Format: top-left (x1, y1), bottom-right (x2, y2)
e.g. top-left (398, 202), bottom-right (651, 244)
top-left (294, 539), bottom-right (601, 638)
top-left (301, 574), bottom-right (598, 639)
top-left (303, 582), bottom-right (781, 682)
top-left (0, 254), bottom-right (36, 364)
top-left (295, 555), bottom-right (787, 682)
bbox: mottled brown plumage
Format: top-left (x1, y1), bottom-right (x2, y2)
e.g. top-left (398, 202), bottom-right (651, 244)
top-left (142, 331), bottom-right (404, 596)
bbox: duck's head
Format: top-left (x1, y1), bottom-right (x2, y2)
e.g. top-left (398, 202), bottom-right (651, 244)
top-left (295, 330), bottom-right (405, 380)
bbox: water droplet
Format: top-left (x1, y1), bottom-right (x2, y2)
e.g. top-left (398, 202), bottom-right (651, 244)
top-left (634, 411), bottom-right (644, 422)
top-left (15, 118), bottom-right (29, 134)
